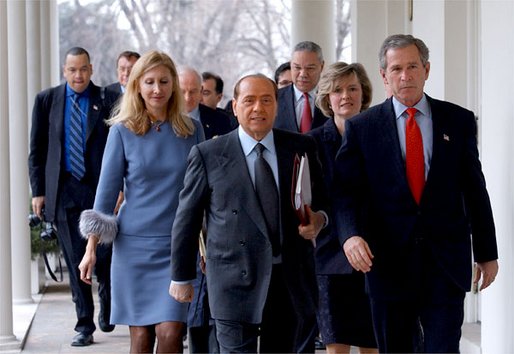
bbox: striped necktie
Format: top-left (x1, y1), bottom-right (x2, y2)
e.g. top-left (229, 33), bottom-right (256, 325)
top-left (69, 94), bottom-right (86, 180)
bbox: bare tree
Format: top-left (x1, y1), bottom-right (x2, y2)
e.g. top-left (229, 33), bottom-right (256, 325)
top-left (58, 0), bottom-right (350, 94)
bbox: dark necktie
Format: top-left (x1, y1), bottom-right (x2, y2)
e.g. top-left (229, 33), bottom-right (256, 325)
top-left (300, 92), bottom-right (312, 133)
top-left (254, 143), bottom-right (280, 256)
top-left (405, 107), bottom-right (425, 204)
top-left (69, 94), bottom-right (86, 180)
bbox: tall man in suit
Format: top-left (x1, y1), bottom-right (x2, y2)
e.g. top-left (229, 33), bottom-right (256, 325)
top-left (179, 66), bottom-right (233, 140)
top-left (105, 50), bottom-right (140, 95)
top-left (334, 34), bottom-right (498, 353)
top-left (29, 47), bottom-right (119, 347)
top-left (178, 66), bottom-right (234, 353)
top-left (274, 41), bottom-right (327, 133)
top-left (170, 74), bottom-right (328, 353)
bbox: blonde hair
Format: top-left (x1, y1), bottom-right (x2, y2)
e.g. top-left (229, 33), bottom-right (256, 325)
top-left (108, 50), bottom-right (195, 137)
top-left (316, 62), bottom-right (373, 118)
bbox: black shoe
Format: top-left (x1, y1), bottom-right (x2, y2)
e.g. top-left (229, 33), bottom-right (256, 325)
top-left (314, 336), bottom-right (325, 350)
top-left (98, 300), bottom-right (115, 332)
top-left (71, 332), bottom-right (93, 347)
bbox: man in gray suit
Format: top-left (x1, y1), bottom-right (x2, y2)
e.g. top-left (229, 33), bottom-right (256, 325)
top-left (170, 74), bottom-right (328, 353)
top-left (29, 47), bottom-right (118, 347)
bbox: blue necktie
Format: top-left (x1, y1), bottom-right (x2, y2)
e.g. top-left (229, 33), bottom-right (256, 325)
top-left (69, 94), bottom-right (86, 180)
top-left (254, 143), bottom-right (280, 256)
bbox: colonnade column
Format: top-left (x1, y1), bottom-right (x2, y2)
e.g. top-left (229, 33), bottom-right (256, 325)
top-left (0, 0), bottom-right (18, 349)
top-left (8, 0), bottom-right (32, 304)
top-left (291, 0), bottom-right (335, 64)
top-left (350, 0), bottom-right (409, 104)
top-left (479, 2), bottom-right (514, 353)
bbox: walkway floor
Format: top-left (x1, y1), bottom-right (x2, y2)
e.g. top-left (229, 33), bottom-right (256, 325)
top-left (8, 273), bottom-right (480, 354)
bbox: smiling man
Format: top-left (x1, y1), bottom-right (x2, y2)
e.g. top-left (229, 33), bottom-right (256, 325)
top-left (274, 41), bottom-right (328, 133)
top-left (170, 74), bottom-right (329, 353)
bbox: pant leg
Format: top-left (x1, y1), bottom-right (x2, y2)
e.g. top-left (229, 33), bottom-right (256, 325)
top-left (56, 201), bottom-right (96, 335)
top-left (259, 264), bottom-right (297, 354)
top-left (215, 319), bottom-right (259, 354)
top-left (369, 298), bottom-right (421, 353)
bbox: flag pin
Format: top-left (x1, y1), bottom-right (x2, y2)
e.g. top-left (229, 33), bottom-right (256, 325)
top-left (443, 134), bottom-right (450, 141)
top-left (93, 105), bottom-right (99, 111)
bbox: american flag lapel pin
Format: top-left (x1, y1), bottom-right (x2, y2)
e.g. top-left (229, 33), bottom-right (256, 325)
top-left (93, 105), bottom-right (99, 111)
top-left (443, 134), bottom-right (450, 141)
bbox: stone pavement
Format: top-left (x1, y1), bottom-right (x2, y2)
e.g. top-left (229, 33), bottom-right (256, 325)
top-left (8, 273), bottom-right (480, 354)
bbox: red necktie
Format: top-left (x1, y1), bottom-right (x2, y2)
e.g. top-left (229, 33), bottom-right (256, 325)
top-left (300, 92), bottom-right (312, 133)
top-left (405, 107), bottom-right (425, 204)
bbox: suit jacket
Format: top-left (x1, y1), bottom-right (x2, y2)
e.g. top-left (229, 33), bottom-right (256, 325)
top-left (334, 95), bottom-right (498, 299)
top-left (198, 103), bottom-right (234, 140)
top-left (28, 82), bottom-right (118, 221)
top-left (105, 82), bottom-right (123, 95)
top-left (171, 128), bottom-right (327, 324)
top-left (274, 85), bottom-right (327, 132)
top-left (308, 119), bottom-right (353, 275)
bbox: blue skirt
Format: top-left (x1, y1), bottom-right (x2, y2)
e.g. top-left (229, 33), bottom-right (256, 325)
top-left (110, 233), bottom-right (188, 326)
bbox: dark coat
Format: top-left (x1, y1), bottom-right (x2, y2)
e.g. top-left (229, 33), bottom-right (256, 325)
top-left (333, 96), bottom-right (498, 299)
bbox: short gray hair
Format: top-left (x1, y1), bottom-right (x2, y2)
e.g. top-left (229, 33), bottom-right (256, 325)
top-left (292, 41), bottom-right (324, 62)
top-left (379, 34), bottom-right (429, 70)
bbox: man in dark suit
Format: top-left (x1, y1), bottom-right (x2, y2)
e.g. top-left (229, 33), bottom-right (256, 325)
top-left (170, 74), bottom-right (328, 353)
top-left (334, 34), bottom-right (498, 353)
top-left (179, 66), bottom-right (233, 140)
top-left (178, 66), bottom-right (235, 353)
top-left (105, 50), bottom-right (140, 95)
top-left (274, 41), bottom-right (327, 133)
top-left (202, 71), bottom-right (238, 130)
top-left (28, 47), bottom-right (118, 347)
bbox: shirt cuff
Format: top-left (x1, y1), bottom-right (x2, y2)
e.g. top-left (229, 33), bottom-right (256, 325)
top-left (318, 210), bottom-right (329, 229)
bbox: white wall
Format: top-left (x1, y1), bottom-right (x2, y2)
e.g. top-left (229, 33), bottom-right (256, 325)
top-left (479, 1), bottom-right (514, 353)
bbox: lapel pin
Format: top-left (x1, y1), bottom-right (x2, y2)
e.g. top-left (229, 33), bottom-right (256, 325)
top-left (443, 134), bottom-right (450, 141)
top-left (93, 105), bottom-right (99, 111)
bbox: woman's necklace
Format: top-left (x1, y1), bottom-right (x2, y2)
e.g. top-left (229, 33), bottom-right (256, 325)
top-left (150, 119), bottom-right (165, 132)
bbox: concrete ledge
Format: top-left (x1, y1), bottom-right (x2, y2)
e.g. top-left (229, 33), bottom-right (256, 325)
top-left (461, 322), bottom-right (481, 354)
top-left (1, 291), bottom-right (43, 353)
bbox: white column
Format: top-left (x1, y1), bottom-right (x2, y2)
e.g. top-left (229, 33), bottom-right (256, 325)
top-left (27, 0), bottom-right (42, 111)
top-left (291, 0), bottom-right (335, 64)
top-left (351, 0), bottom-right (410, 104)
top-left (0, 0), bottom-right (17, 348)
top-left (8, 0), bottom-right (32, 304)
top-left (480, 2), bottom-right (514, 353)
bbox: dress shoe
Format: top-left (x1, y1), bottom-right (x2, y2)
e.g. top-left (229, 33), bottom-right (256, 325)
top-left (71, 332), bottom-right (93, 347)
top-left (99, 300), bottom-right (115, 332)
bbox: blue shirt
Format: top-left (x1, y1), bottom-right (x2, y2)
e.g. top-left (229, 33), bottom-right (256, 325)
top-left (393, 94), bottom-right (433, 179)
top-left (64, 84), bottom-right (90, 173)
top-left (237, 126), bottom-right (279, 188)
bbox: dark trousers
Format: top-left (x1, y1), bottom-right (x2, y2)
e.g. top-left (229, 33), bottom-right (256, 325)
top-left (369, 240), bottom-right (465, 353)
top-left (188, 325), bottom-right (219, 354)
top-left (215, 264), bottom-right (316, 354)
top-left (55, 176), bottom-right (112, 335)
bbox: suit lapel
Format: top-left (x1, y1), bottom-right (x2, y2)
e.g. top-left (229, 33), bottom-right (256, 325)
top-left (424, 97), bottom-right (449, 192)
top-left (377, 99), bottom-right (407, 182)
top-left (220, 131), bottom-right (269, 237)
top-left (86, 85), bottom-right (102, 141)
top-left (274, 130), bottom-right (296, 217)
top-left (284, 86), bottom-right (298, 131)
top-left (51, 85), bottom-right (66, 144)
